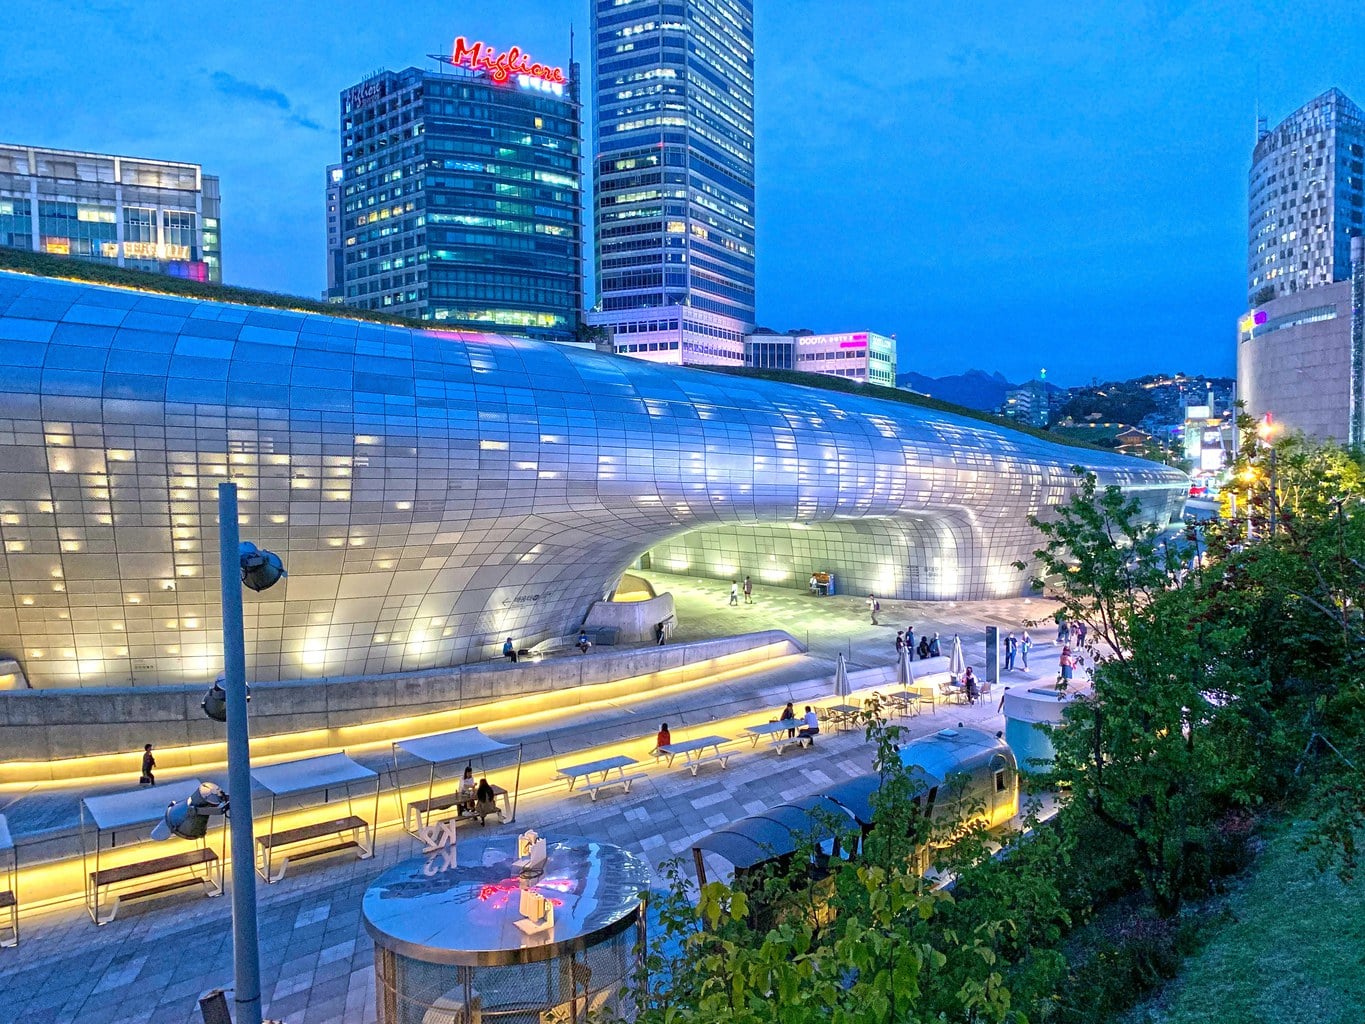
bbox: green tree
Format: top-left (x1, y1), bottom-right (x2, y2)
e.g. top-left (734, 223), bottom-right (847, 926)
top-left (1019, 470), bottom-right (1263, 916)
top-left (631, 717), bottom-right (1028, 1023)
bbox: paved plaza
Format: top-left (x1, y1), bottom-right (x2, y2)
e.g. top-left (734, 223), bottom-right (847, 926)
top-left (0, 575), bottom-right (1071, 1024)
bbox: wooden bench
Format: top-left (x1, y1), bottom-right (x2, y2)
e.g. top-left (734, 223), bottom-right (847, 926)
top-left (406, 784), bottom-right (509, 832)
top-left (88, 847), bottom-right (221, 925)
top-left (580, 772), bottom-right (647, 801)
top-left (255, 815), bottom-right (371, 883)
top-left (0, 887), bottom-right (16, 948)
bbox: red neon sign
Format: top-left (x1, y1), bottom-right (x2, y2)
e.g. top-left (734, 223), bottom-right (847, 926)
top-left (452, 37), bottom-right (566, 85)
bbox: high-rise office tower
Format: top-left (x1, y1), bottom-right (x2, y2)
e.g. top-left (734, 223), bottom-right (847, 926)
top-left (588, 0), bottom-right (756, 366)
top-left (1247, 88), bottom-right (1364, 304)
top-left (324, 163), bottom-right (344, 302)
top-left (337, 41), bottom-right (583, 343)
top-left (1240, 89), bottom-right (1365, 444)
top-left (0, 143), bottom-right (221, 282)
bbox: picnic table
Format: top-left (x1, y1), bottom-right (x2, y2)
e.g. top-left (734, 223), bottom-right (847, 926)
top-left (656, 735), bottom-right (734, 776)
top-left (556, 755), bottom-right (644, 801)
top-left (743, 718), bottom-right (811, 755)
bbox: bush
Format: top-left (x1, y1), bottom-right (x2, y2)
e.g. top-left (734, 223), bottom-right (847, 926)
top-left (1062, 912), bottom-right (1186, 1021)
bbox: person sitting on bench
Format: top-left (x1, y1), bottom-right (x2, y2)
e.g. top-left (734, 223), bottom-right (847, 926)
top-left (474, 777), bottom-right (498, 823)
top-left (652, 722), bottom-right (671, 755)
top-left (577, 630), bottom-right (592, 654)
top-left (503, 637), bottom-right (518, 663)
top-left (797, 706), bottom-right (820, 745)
top-left (458, 764), bottom-right (476, 812)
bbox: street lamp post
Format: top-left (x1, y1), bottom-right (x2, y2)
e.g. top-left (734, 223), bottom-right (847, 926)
top-left (219, 481), bottom-right (263, 1024)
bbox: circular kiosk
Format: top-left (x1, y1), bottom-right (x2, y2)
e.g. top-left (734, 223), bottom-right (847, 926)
top-left (1001, 686), bottom-right (1081, 774)
top-left (363, 834), bottom-right (650, 1024)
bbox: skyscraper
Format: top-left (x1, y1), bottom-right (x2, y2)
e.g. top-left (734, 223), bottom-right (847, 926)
top-left (0, 143), bottom-right (220, 282)
top-left (337, 42), bottom-right (583, 343)
top-left (1247, 88), bottom-right (1364, 304)
top-left (588, 0), bottom-right (756, 365)
top-left (324, 163), bottom-right (344, 302)
top-left (1240, 89), bottom-right (1365, 444)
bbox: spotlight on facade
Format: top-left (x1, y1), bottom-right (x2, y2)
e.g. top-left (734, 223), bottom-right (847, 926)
top-left (201, 674), bottom-right (250, 723)
top-left (151, 781), bottom-right (229, 841)
top-left (239, 542), bottom-right (286, 592)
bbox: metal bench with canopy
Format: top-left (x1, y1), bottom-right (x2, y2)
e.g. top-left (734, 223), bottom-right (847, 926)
top-left (79, 781), bottom-right (224, 925)
top-left (250, 752), bottom-right (380, 882)
top-left (392, 727), bottom-right (522, 835)
top-left (0, 814), bottom-right (16, 946)
top-left (692, 796), bottom-right (859, 886)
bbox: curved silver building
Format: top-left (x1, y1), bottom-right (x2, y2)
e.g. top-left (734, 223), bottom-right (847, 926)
top-left (0, 271), bottom-right (1185, 688)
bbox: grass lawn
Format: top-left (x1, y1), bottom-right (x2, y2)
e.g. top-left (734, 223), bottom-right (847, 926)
top-left (1127, 819), bottom-right (1365, 1024)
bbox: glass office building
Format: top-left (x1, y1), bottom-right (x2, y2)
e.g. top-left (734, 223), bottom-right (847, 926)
top-left (1248, 88), bottom-right (1364, 304)
top-left (336, 58), bottom-right (583, 344)
top-left (0, 144), bottom-right (220, 282)
top-left (589, 0), bottom-right (756, 363)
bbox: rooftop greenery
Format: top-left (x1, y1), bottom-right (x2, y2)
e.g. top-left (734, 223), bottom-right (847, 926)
top-left (0, 247), bottom-right (1120, 457)
top-left (0, 246), bottom-right (420, 327)
top-left (706, 366), bottom-right (1111, 453)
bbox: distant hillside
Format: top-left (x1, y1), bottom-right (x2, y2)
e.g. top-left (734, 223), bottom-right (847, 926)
top-left (895, 369), bottom-right (1018, 411)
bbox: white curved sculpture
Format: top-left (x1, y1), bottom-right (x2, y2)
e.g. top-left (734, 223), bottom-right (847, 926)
top-left (0, 271), bottom-right (1186, 686)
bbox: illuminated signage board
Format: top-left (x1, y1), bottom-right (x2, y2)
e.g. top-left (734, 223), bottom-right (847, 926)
top-left (449, 36), bottom-right (565, 86)
top-left (347, 77), bottom-right (386, 110)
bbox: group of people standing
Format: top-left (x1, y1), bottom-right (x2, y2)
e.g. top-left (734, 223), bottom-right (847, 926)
top-left (894, 628), bottom-right (940, 660)
top-left (1002, 631), bottom-right (1032, 671)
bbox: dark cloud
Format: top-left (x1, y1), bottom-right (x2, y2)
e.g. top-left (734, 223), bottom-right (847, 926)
top-left (210, 71), bottom-right (322, 132)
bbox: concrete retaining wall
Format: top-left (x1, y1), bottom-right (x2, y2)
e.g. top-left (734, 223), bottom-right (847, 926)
top-left (0, 631), bottom-right (801, 774)
top-left (582, 593), bottom-right (676, 643)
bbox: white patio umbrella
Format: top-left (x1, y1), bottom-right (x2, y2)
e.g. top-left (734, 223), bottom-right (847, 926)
top-left (896, 645), bottom-right (913, 688)
top-left (833, 652), bottom-right (851, 698)
top-left (948, 634), bottom-right (966, 680)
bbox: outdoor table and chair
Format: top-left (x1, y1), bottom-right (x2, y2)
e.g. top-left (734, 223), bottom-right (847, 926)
top-left (823, 703), bottom-right (862, 731)
top-left (556, 754), bottom-right (645, 801)
top-left (743, 718), bottom-right (812, 755)
top-left (656, 735), bottom-right (734, 776)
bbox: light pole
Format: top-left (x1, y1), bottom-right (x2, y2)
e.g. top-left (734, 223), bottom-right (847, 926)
top-left (218, 482), bottom-right (286, 1024)
top-left (1257, 414), bottom-right (1281, 537)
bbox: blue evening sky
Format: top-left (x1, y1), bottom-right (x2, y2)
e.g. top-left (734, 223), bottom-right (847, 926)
top-left (4, 1), bottom-right (1364, 384)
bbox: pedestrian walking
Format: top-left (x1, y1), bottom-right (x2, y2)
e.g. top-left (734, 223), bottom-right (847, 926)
top-left (743, 576), bottom-right (753, 604)
top-left (1076, 621), bottom-right (1088, 646)
top-left (729, 581), bottom-right (739, 606)
top-left (1020, 630), bottom-right (1032, 670)
top-left (1004, 632), bottom-right (1017, 671)
top-left (895, 631), bottom-right (905, 655)
top-left (1060, 645), bottom-right (1074, 685)
top-left (867, 594), bottom-right (880, 625)
top-left (139, 743), bottom-right (156, 786)
top-left (1056, 614), bottom-right (1068, 645)
top-left (928, 632), bottom-right (941, 658)
top-left (906, 626), bottom-right (916, 659)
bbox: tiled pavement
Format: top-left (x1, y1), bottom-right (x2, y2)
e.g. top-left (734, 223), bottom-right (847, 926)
top-left (0, 576), bottom-right (1068, 1023)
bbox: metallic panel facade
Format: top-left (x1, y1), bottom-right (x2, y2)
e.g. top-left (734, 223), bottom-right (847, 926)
top-left (0, 272), bottom-right (1185, 688)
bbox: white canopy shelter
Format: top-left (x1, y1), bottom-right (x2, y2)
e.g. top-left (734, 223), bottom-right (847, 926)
top-left (0, 813), bottom-right (15, 947)
top-left (251, 752), bottom-right (377, 798)
top-left (78, 780), bottom-right (224, 924)
top-left (393, 727), bottom-right (523, 833)
top-left (249, 752), bottom-right (380, 874)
